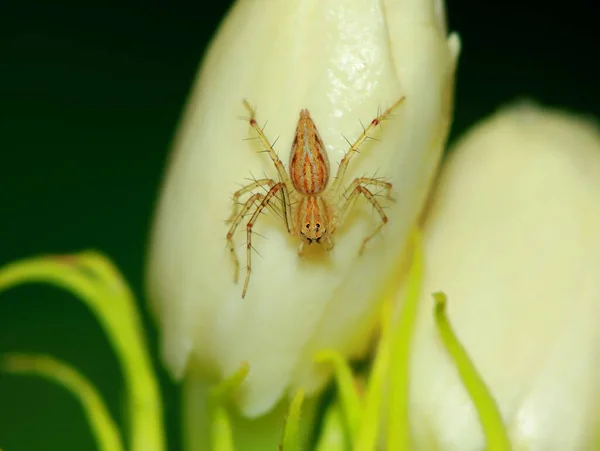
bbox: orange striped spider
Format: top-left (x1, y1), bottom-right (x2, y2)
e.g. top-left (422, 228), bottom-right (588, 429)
top-left (227, 97), bottom-right (405, 298)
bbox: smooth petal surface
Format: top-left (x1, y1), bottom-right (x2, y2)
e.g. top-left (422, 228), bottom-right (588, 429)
top-left (147, 0), bottom-right (459, 417)
top-left (409, 102), bottom-right (600, 450)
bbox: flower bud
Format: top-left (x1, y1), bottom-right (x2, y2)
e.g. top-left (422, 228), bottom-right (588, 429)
top-left (147, 0), bottom-right (460, 417)
top-left (410, 102), bottom-right (600, 449)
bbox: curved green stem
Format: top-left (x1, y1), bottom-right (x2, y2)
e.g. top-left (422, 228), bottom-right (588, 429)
top-left (0, 252), bottom-right (165, 451)
top-left (433, 292), bottom-right (512, 451)
top-left (3, 353), bottom-right (124, 451)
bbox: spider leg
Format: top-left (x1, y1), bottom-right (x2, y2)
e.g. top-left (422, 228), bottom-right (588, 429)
top-left (330, 96), bottom-right (405, 194)
top-left (338, 178), bottom-right (393, 255)
top-left (338, 177), bottom-right (395, 214)
top-left (243, 182), bottom-right (287, 298)
top-left (228, 175), bottom-right (293, 228)
top-left (228, 178), bottom-right (275, 223)
top-left (243, 100), bottom-right (294, 230)
top-left (227, 193), bottom-right (265, 284)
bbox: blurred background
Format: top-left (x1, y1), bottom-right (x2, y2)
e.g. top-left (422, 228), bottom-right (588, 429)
top-left (0, 1), bottom-right (598, 450)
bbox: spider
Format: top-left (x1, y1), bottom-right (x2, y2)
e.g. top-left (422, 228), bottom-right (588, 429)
top-left (227, 97), bottom-right (406, 298)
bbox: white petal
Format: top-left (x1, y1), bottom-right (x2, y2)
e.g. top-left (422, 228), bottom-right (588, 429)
top-left (147, 0), bottom-right (459, 417)
top-left (410, 102), bottom-right (600, 450)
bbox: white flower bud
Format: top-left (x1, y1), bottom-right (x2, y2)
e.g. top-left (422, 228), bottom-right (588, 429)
top-left (410, 102), bottom-right (600, 450)
top-left (147, 0), bottom-right (459, 417)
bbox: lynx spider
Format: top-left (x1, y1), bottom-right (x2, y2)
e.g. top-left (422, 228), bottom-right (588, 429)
top-left (227, 97), bottom-right (406, 298)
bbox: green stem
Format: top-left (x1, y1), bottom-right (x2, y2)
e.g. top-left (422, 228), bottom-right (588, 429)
top-left (387, 229), bottom-right (423, 451)
top-left (0, 252), bottom-right (165, 451)
top-left (433, 292), bottom-right (512, 451)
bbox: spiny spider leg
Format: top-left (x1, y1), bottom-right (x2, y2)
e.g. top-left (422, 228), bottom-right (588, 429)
top-left (243, 100), bottom-right (294, 232)
top-left (339, 177), bottom-right (395, 212)
top-left (227, 178), bottom-right (275, 223)
top-left (227, 182), bottom-right (290, 282)
top-left (227, 193), bottom-right (265, 283)
top-left (330, 96), bottom-right (406, 194)
top-left (243, 182), bottom-right (288, 298)
top-left (227, 193), bottom-right (265, 284)
top-left (339, 179), bottom-right (392, 255)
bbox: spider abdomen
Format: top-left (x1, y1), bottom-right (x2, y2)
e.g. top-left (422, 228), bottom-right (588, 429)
top-left (289, 109), bottom-right (330, 195)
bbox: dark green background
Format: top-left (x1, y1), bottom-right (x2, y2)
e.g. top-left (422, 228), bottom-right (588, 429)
top-left (0, 1), bottom-right (598, 450)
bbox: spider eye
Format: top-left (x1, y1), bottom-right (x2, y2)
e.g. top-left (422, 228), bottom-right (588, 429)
top-left (305, 224), bottom-right (310, 229)
top-left (315, 223), bottom-right (321, 230)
